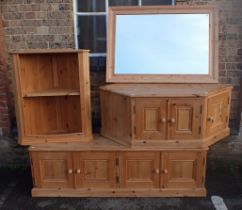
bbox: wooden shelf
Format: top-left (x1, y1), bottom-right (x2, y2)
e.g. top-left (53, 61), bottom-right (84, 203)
top-left (24, 89), bottom-right (80, 97)
top-left (13, 49), bottom-right (92, 144)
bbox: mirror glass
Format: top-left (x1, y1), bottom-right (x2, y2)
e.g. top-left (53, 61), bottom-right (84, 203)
top-left (114, 14), bottom-right (209, 75)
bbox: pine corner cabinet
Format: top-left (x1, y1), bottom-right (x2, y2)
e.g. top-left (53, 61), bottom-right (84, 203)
top-left (29, 136), bottom-right (207, 197)
top-left (12, 49), bottom-right (92, 145)
top-left (100, 84), bottom-right (232, 148)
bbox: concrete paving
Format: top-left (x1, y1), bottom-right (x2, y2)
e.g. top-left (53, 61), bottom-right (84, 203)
top-left (0, 135), bottom-right (241, 210)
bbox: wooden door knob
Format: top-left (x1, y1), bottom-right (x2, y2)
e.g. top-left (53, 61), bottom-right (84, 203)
top-left (155, 169), bottom-right (160, 174)
top-left (162, 169), bottom-right (168, 174)
top-left (170, 118), bottom-right (176, 123)
top-left (68, 169), bottom-right (73, 174)
top-left (76, 169), bottom-right (81, 174)
top-left (161, 118), bottom-right (166, 123)
top-left (208, 116), bottom-right (214, 122)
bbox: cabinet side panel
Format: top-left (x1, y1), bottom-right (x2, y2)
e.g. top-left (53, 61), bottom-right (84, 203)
top-left (12, 54), bottom-right (25, 144)
top-left (100, 91), bottom-right (131, 144)
top-left (78, 52), bottom-right (92, 140)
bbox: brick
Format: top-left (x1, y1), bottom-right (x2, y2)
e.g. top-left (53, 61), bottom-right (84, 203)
top-left (42, 35), bottom-right (54, 41)
top-left (36, 11), bottom-right (47, 19)
top-left (19, 4), bottom-right (40, 12)
top-left (3, 12), bottom-right (24, 20)
top-left (36, 26), bottom-right (49, 34)
top-left (1, 0), bottom-right (24, 4)
top-left (27, 41), bottom-right (48, 48)
top-left (21, 19), bottom-right (41, 26)
top-left (24, 12), bottom-right (36, 19)
top-left (42, 19), bottom-right (73, 27)
top-left (48, 42), bottom-right (74, 48)
top-left (49, 26), bottom-right (73, 34)
top-left (24, 0), bottom-right (45, 3)
top-left (47, 11), bottom-right (72, 19)
top-left (59, 4), bottom-right (72, 11)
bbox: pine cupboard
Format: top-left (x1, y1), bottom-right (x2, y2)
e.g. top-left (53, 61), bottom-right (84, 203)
top-left (12, 49), bottom-right (92, 145)
top-left (29, 136), bottom-right (207, 197)
top-left (100, 84), bottom-right (232, 147)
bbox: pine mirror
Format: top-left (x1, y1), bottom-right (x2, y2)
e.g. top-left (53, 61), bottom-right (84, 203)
top-left (106, 6), bottom-right (218, 83)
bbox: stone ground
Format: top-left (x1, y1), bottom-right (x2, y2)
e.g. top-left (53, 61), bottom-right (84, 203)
top-left (0, 135), bottom-right (242, 210)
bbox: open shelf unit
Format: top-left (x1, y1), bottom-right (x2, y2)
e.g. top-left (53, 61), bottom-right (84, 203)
top-left (12, 49), bottom-right (92, 145)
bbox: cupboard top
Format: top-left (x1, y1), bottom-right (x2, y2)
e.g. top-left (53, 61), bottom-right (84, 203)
top-left (100, 84), bottom-right (233, 97)
top-left (10, 49), bottom-right (89, 54)
top-left (28, 135), bottom-right (208, 152)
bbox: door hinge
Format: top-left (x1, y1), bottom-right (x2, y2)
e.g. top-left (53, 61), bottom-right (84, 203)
top-left (116, 158), bottom-right (119, 166)
top-left (198, 126), bottom-right (201, 134)
top-left (200, 105), bottom-right (203, 114)
top-left (116, 176), bottom-right (120, 183)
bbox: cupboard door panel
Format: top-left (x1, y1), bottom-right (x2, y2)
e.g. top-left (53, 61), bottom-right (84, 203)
top-left (162, 152), bottom-right (206, 189)
top-left (74, 152), bottom-right (116, 188)
top-left (135, 99), bottom-right (167, 140)
top-left (206, 92), bottom-right (229, 136)
top-left (32, 152), bottom-right (74, 188)
top-left (119, 152), bottom-right (160, 188)
top-left (169, 99), bottom-right (201, 140)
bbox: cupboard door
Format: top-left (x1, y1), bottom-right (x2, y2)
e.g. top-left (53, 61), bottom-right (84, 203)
top-left (169, 99), bottom-right (201, 140)
top-left (32, 152), bottom-right (74, 188)
top-left (74, 152), bottom-right (116, 188)
top-left (119, 152), bottom-right (160, 188)
top-left (135, 99), bottom-right (167, 140)
top-left (206, 92), bottom-right (230, 136)
top-left (162, 152), bottom-right (206, 189)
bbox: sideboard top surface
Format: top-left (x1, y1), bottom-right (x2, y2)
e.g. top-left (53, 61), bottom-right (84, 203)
top-left (10, 49), bottom-right (89, 54)
top-left (28, 135), bottom-right (208, 152)
top-left (100, 84), bottom-right (233, 97)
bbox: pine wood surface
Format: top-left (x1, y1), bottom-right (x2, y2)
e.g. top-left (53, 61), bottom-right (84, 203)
top-left (32, 188), bottom-right (206, 197)
top-left (106, 6), bottom-right (218, 83)
top-left (12, 49), bottom-right (93, 145)
top-left (28, 135), bottom-right (209, 151)
top-left (100, 85), bottom-right (232, 147)
top-left (29, 148), bottom-right (207, 197)
top-left (100, 84), bottom-right (232, 97)
top-left (10, 49), bottom-right (89, 54)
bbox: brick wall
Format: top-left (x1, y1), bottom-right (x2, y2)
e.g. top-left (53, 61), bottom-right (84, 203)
top-left (0, 16), bottom-right (11, 135)
top-left (0, 0), bottom-right (242, 135)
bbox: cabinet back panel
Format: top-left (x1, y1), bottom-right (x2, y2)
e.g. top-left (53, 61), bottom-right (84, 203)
top-left (19, 54), bottom-right (79, 93)
top-left (23, 96), bottom-right (82, 135)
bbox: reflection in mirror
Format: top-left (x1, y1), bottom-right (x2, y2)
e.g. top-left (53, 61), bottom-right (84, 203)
top-left (115, 14), bottom-right (209, 75)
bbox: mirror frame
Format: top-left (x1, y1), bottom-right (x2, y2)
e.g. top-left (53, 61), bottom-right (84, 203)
top-left (106, 6), bottom-right (218, 83)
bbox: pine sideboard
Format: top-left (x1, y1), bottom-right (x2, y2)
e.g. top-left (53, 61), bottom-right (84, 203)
top-left (100, 84), bottom-right (232, 148)
top-left (29, 135), bottom-right (207, 197)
